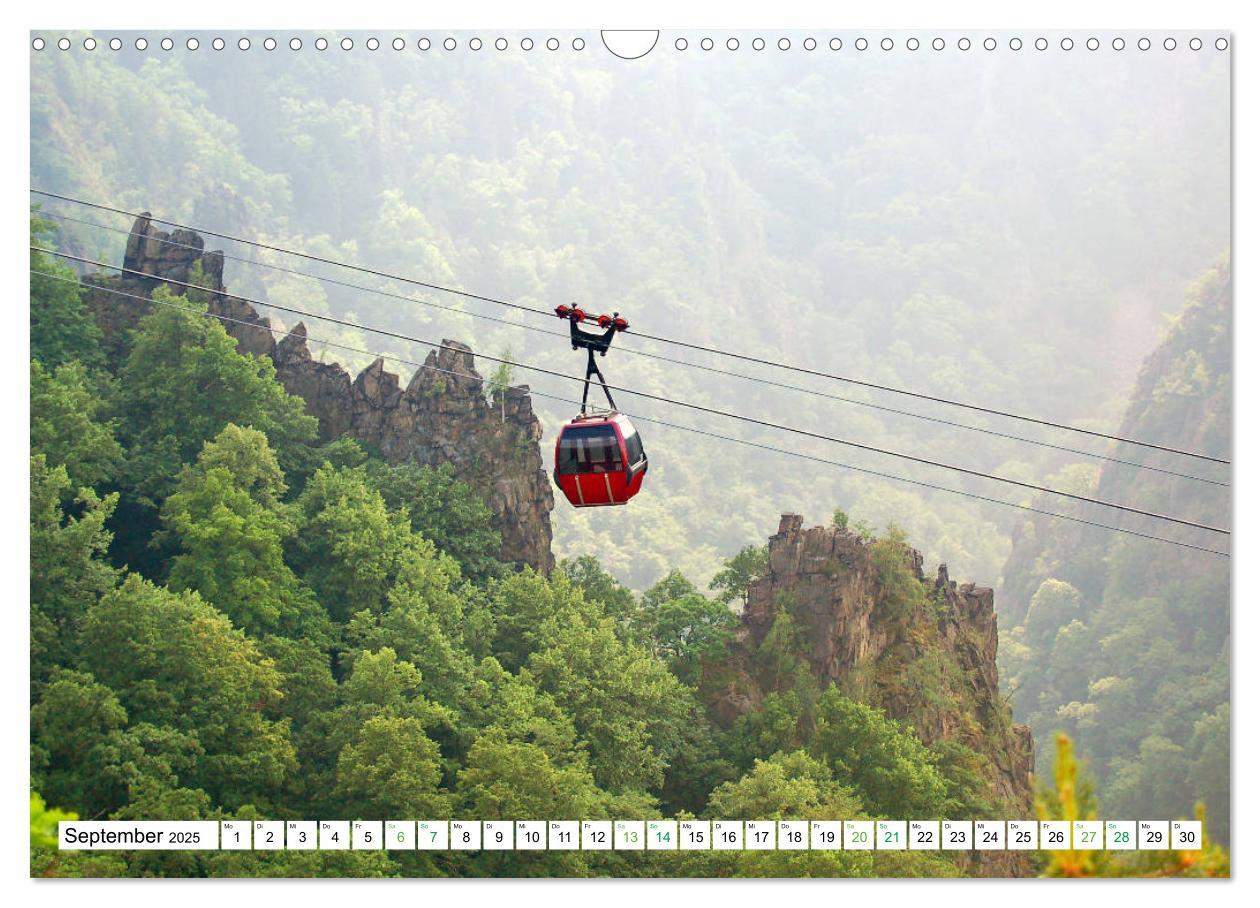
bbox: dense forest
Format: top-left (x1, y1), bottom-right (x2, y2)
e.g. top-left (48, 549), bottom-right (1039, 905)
top-left (29, 220), bottom-right (1227, 878)
top-left (30, 33), bottom-right (1230, 875)
top-left (27, 225), bottom-right (1010, 877)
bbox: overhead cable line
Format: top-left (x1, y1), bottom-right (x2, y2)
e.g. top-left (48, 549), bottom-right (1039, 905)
top-left (29, 188), bottom-right (1231, 467)
top-left (33, 267), bottom-right (1229, 559)
top-left (34, 246), bottom-right (1231, 538)
top-left (39, 207), bottom-right (1228, 489)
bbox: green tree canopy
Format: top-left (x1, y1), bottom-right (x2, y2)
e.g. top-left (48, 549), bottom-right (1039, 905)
top-left (809, 688), bottom-right (951, 819)
top-left (118, 287), bottom-right (316, 506)
top-left (30, 214), bottom-right (103, 368)
top-left (30, 359), bottom-right (121, 493)
top-left (709, 544), bottom-right (768, 607)
top-left (365, 460), bottom-right (504, 582)
top-left (30, 455), bottom-right (118, 682)
top-left (80, 575), bottom-right (298, 809)
top-left (334, 715), bottom-right (449, 820)
top-left (290, 464), bottom-right (411, 622)
top-left (161, 424), bottom-right (330, 643)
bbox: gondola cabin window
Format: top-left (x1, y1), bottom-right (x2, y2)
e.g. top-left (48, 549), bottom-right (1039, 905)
top-left (622, 422), bottom-right (645, 467)
top-left (557, 424), bottom-right (624, 475)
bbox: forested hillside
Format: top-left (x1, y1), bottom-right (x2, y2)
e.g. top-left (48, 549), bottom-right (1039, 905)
top-left (30, 36), bottom-right (1229, 590)
top-left (33, 218), bottom-right (1040, 877)
top-left (998, 261), bottom-right (1231, 842)
top-left (29, 34), bottom-right (1231, 876)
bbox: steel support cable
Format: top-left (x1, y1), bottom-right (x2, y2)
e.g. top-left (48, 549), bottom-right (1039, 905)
top-left (33, 246), bottom-right (1231, 538)
top-left (29, 188), bottom-right (1230, 466)
top-left (37, 207), bottom-right (1227, 488)
top-left (32, 267), bottom-right (1229, 558)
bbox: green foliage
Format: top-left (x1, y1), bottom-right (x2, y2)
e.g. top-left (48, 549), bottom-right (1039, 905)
top-left (810, 688), bottom-right (951, 819)
top-left (724, 690), bottom-right (805, 772)
top-left (648, 591), bottom-right (736, 684)
top-left (640, 569), bottom-right (736, 683)
top-left (31, 792), bottom-right (76, 849)
top-left (79, 575), bottom-right (298, 810)
top-left (335, 716), bottom-right (449, 819)
top-left (161, 425), bottom-right (331, 643)
top-left (30, 455), bottom-right (118, 683)
top-left (559, 555), bottom-right (640, 638)
top-left (30, 791), bottom-right (116, 879)
top-left (641, 569), bottom-right (698, 611)
top-left (1003, 266), bottom-right (1230, 843)
top-left (30, 359), bottom-right (122, 492)
top-left (25, 277), bottom-right (1101, 878)
top-left (929, 740), bottom-right (1001, 817)
top-left (344, 546), bottom-right (476, 708)
top-left (704, 751), bottom-right (958, 879)
top-left (457, 726), bottom-right (600, 820)
top-left (30, 35), bottom-right (1227, 597)
top-left (707, 750), bottom-right (850, 819)
top-left (484, 567), bottom-right (588, 672)
top-left (118, 287), bottom-right (317, 506)
top-left (486, 348), bottom-right (514, 420)
top-left (31, 670), bottom-right (203, 820)
top-left (365, 460), bottom-right (504, 582)
top-left (1024, 579), bottom-right (1082, 646)
top-left (708, 544), bottom-right (768, 607)
top-left (1035, 733), bottom-right (1229, 877)
top-left (871, 525), bottom-right (924, 620)
top-left (852, 520), bottom-right (877, 544)
top-left (289, 464), bottom-right (411, 622)
top-left (25, 256), bottom-right (1225, 885)
top-left (756, 603), bottom-right (810, 691)
top-left (525, 584), bottom-right (697, 793)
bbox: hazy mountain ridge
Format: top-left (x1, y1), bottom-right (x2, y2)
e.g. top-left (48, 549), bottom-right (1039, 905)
top-left (998, 260), bottom-right (1231, 841)
top-left (31, 43), bottom-right (1230, 590)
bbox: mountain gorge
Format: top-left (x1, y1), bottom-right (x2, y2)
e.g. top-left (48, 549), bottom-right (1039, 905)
top-left (28, 40), bottom-right (1230, 877)
top-left (998, 260), bottom-right (1231, 842)
top-left (31, 44), bottom-right (1231, 591)
top-left (33, 213), bottom-right (1036, 877)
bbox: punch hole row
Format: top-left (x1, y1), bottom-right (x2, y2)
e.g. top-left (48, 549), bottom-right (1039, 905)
top-left (31, 35), bottom-right (1230, 53)
top-left (673, 35), bottom-right (1224, 52)
top-left (31, 35), bottom-right (589, 52)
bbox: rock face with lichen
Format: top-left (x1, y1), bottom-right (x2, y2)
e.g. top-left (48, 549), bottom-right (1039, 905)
top-left (81, 213), bottom-right (555, 572)
top-left (707, 513), bottom-right (1034, 876)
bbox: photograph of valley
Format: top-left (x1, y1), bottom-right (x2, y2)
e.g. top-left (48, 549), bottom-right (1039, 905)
top-left (27, 27), bottom-right (1230, 880)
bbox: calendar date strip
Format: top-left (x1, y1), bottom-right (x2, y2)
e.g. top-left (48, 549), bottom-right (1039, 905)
top-left (58, 819), bottom-right (1203, 852)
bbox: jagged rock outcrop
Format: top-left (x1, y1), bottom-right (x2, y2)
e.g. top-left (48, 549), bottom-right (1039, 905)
top-left (272, 333), bottom-right (555, 572)
top-left (272, 323), bottom-right (354, 440)
top-left (83, 214), bottom-right (555, 572)
top-left (710, 514), bottom-right (1034, 876)
top-left (81, 212), bottom-right (275, 355)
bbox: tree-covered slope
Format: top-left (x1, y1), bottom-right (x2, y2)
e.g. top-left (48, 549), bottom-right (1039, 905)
top-left (31, 220), bottom-right (1005, 878)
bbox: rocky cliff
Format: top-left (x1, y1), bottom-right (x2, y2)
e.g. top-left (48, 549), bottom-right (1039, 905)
top-left (708, 514), bottom-right (1034, 874)
top-left (81, 213), bottom-right (555, 572)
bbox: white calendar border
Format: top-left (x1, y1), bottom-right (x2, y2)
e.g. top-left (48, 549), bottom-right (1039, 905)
top-left (5, 2), bottom-right (1254, 906)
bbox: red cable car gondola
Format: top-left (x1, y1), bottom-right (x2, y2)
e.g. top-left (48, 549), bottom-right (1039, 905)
top-left (554, 412), bottom-right (647, 507)
top-left (551, 305), bottom-right (647, 507)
